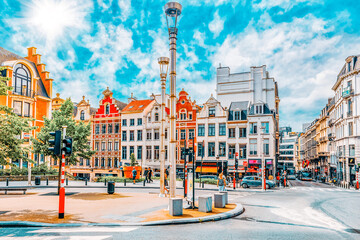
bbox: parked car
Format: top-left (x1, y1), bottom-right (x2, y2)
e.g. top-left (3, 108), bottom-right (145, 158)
top-left (287, 174), bottom-right (296, 180)
top-left (241, 176), bottom-right (275, 189)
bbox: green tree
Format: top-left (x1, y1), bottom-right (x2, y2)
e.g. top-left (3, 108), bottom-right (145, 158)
top-left (32, 99), bottom-right (95, 192)
top-left (130, 153), bottom-right (137, 166)
top-left (0, 68), bottom-right (36, 167)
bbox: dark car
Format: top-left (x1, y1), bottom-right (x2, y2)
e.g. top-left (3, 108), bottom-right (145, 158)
top-left (241, 176), bottom-right (275, 189)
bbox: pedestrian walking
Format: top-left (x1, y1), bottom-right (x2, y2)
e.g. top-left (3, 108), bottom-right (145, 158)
top-left (164, 169), bottom-right (168, 187)
top-left (148, 167), bottom-right (153, 183)
top-left (132, 167), bottom-right (137, 184)
top-left (144, 168), bottom-right (149, 183)
top-left (276, 174), bottom-right (280, 187)
top-left (217, 173), bottom-right (226, 191)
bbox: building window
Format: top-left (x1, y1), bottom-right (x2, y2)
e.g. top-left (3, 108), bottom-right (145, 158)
top-left (129, 131), bottom-right (134, 141)
top-left (198, 124), bottom-right (205, 136)
top-left (189, 112), bottom-right (193, 120)
top-left (349, 145), bottom-right (355, 156)
top-left (146, 130), bottom-right (152, 140)
top-left (154, 129), bottom-right (160, 140)
top-left (250, 139), bottom-right (257, 155)
top-left (349, 122), bottom-right (353, 136)
top-left (208, 124), bottom-right (215, 136)
top-left (154, 146), bottom-right (160, 160)
top-left (165, 145), bottom-right (168, 159)
top-left (219, 142), bottom-right (226, 157)
top-left (13, 64), bottom-right (31, 97)
top-left (95, 158), bottom-right (99, 167)
top-left (130, 119), bottom-right (135, 126)
top-left (208, 142), bottom-right (215, 157)
top-left (114, 158), bottom-right (118, 168)
top-left (108, 158), bottom-right (112, 168)
top-left (115, 123), bottom-right (119, 133)
top-left (261, 122), bottom-right (269, 134)
top-left (240, 144), bottom-right (247, 159)
top-left (108, 124), bottom-right (113, 134)
top-left (228, 145), bottom-right (235, 159)
top-left (101, 158), bottom-right (105, 167)
top-left (180, 112), bottom-right (186, 120)
top-left (155, 113), bottom-right (159, 122)
top-left (148, 116), bottom-right (151, 122)
top-left (122, 131), bottom-right (127, 141)
top-left (234, 111), bottom-right (240, 120)
top-left (239, 128), bottom-right (246, 138)
top-left (130, 146), bottom-right (134, 156)
top-left (95, 142), bottom-right (99, 151)
top-left (114, 141), bottom-right (119, 151)
top-left (80, 111), bottom-right (85, 120)
top-left (250, 123), bottom-right (257, 134)
top-left (263, 139), bottom-right (269, 155)
top-left (13, 101), bottom-right (22, 116)
top-left (79, 158), bottom-right (84, 166)
top-left (101, 142), bottom-right (106, 151)
top-left (122, 119), bottom-right (127, 126)
top-left (198, 142), bottom-right (204, 157)
top-left (137, 118), bottom-right (142, 125)
top-left (181, 129), bottom-right (186, 139)
top-left (86, 159), bottom-right (90, 166)
top-left (219, 124), bottom-right (226, 136)
top-left (137, 130), bottom-right (143, 141)
top-left (24, 102), bottom-right (30, 117)
top-left (122, 146), bottom-right (127, 159)
top-left (108, 141), bottom-right (112, 151)
top-left (146, 146), bottom-right (152, 160)
top-left (209, 107), bottom-right (215, 117)
top-left (95, 124), bottom-right (100, 134)
top-left (137, 146), bottom-right (142, 159)
top-left (105, 105), bottom-right (110, 115)
top-left (102, 124), bottom-right (106, 134)
top-left (189, 129), bottom-right (195, 139)
top-left (228, 128), bottom-right (236, 138)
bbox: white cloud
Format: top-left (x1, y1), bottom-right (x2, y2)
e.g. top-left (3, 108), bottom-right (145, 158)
top-left (252, 0), bottom-right (323, 11)
top-left (211, 13), bottom-right (360, 130)
top-left (208, 10), bottom-right (225, 38)
top-left (118, 0), bottom-right (132, 21)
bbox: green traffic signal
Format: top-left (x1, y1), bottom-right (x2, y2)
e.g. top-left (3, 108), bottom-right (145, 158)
top-left (48, 130), bottom-right (61, 156)
top-left (62, 137), bottom-right (73, 156)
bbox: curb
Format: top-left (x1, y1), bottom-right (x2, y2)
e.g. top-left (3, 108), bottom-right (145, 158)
top-left (0, 204), bottom-right (244, 228)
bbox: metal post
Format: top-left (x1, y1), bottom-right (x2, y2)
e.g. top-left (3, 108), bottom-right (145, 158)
top-left (46, 178), bottom-right (49, 186)
top-left (66, 178), bottom-right (68, 186)
top-left (192, 140), bottom-right (195, 209)
top-left (184, 151), bottom-right (188, 198)
top-left (58, 126), bottom-right (66, 219)
top-left (199, 141), bottom-right (204, 187)
top-left (261, 132), bottom-right (266, 191)
top-left (105, 179), bottom-right (107, 186)
top-left (85, 179), bottom-right (87, 186)
top-left (6, 178), bottom-right (9, 186)
top-left (124, 178), bottom-right (126, 186)
top-left (28, 161), bottom-right (32, 186)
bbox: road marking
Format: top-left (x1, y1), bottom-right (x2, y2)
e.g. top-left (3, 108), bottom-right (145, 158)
top-left (0, 236), bottom-right (112, 240)
top-left (31, 227), bottom-right (138, 233)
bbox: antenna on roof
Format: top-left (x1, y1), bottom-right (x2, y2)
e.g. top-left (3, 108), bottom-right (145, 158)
top-left (219, 63), bottom-right (221, 68)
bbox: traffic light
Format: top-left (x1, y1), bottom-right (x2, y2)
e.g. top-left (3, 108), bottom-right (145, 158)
top-left (235, 159), bottom-right (238, 169)
top-left (48, 131), bottom-right (61, 156)
top-left (62, 137), bottom-right (73, 156)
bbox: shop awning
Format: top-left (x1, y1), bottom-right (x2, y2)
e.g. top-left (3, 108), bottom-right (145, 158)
top-left (247, 168), bottom-right (260, 173)
top-left (195, 167), bottom-right (218, 173)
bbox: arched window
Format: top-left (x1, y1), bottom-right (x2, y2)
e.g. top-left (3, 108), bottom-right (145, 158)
top-left (105, 104), bottom-right (110, 115)
top-left (155, 113), bottom-right (159, 121)
top-left (80, 110), bottom-right (85, 120)
top-left (13, 64), bottom-right (31, 97)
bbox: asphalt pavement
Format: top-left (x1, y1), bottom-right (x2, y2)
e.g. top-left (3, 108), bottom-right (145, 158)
top-left (0, 179), bottom-right (359, 240)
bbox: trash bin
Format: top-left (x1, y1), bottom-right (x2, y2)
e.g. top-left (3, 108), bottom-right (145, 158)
top-left (35, 176), bottom-right (41, 185)
top-left (107, 181), bottom-right (115, 194)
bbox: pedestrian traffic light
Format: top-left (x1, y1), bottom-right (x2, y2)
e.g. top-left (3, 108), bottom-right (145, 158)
top-left (62, 137), bottom-right (73, 156)
top-left (235, 159), bottom-right (238, 169)
top-left (48, 131), bottom-right (61, 156)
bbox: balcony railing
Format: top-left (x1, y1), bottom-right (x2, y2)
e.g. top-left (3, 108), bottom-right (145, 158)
top-left (342, 86), bottom-right (354, 98)
top-left (347, 111), bottom-right (353, 117)
top-left (12, 87), bottom-right (35, 98)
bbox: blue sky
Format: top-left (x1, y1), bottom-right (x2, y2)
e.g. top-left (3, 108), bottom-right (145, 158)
top-left (1, 0), bottom-right (360, 131)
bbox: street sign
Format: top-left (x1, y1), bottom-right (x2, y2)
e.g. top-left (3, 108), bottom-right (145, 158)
top-left (187, 169), bottom-right (194, 203)
top-left (235, 152), bottom-right (239, 157)
top-left (243, 161), bottom-right (248, 167)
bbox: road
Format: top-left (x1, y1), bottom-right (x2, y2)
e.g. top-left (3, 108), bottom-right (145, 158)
top-left (0, 180), bottom-right (359, 240)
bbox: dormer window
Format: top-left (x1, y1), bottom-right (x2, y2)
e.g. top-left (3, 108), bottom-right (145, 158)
top-left (234, 111), bottom-right (240, 120)
top-left (189, 112), bottom-right (193, 120)
top-left (181, 100), bottom-right (185, 104)
top-left (128, 106), bottom-right (133, 109)
top-left (80, 110), bottom-right (85, 120)
top-left (105, 104), bottom-right (110, 115)
top-left (348, 62), bottom-right (351, 72)
top-left (13, 64), bottom-right (31, 97)
top-left (209, 107), bottom-right (215, 117)
top-left (155, 113), bottom-right (159, 121)
top-left (255, 105), bottom-right (263, 114)
top-left (139, 105), bottom-right (143, 108)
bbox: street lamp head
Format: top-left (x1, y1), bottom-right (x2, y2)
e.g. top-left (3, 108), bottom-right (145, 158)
top-left (158, 56), bottom-right (170, 78)
top-left (164, 2), bottom-right (182, 34)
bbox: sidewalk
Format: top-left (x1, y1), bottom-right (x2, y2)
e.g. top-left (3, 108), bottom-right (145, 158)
top-left (0, 187), bottom-right (244, 227)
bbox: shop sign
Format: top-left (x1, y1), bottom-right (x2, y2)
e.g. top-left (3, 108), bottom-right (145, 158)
top-left (249, 160), bottom-right (261, 164)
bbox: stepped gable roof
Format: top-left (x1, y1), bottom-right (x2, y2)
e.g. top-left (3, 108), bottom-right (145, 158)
top-left (229, 101), bottom-right (249, 111)
top-left (122, 99), bottom-right (153, 113)
top-left (0, 47), bottom-right (49, 99)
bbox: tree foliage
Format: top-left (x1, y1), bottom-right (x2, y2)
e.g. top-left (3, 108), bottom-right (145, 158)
top-left (32, 99), bottom-right (95, 164)
top-left (0, 73), bottom-right (36, 166)
top-left (130, 153), bottom-right (137, 166)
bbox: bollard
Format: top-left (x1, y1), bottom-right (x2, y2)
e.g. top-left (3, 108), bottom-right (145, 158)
top-left (143, 179), bottom-right (146, 186)
top-left (107, 181), bottom-right (115, 194)
top-left (6, 178), bottom-right (9, 186)
top-left (105, 179), bottom-right (107, 186)
top-left (85, 179), bottom-right (87, 186)
top-left (66, 178), bottom-right (68, 186)
top-left (202, 182), bottom-right (204, 188)
top-left (46, 178), bottom-right (49, 186)
top-left (124, 179), bottom-right (126, 186)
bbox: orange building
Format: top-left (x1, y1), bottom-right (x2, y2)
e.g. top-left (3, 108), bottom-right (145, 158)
top-left (0, 47), bottom-right (53, 168)
top-left (176, 89), bottom-right (199, 168)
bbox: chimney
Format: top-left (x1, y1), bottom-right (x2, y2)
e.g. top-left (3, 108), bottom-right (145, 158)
top-left (27, 47), bottom-right (37, 57)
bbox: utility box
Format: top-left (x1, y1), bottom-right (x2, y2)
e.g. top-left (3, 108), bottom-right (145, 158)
top-left (198, 196), bottom-right (212, 213)
top-left (169, 198), bottom-right (183, 216)
top-left (35, 176), bottom-right (41, 185)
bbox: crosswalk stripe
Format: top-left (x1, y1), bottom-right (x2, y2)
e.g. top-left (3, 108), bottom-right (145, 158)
top-left (31, 227), bottom-right (137, 233)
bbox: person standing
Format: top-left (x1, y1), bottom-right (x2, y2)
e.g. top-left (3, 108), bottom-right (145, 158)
top-left (148, 167), bottom-right (153, 183)
top-left (132, 167), bottom-right (137, 184)
top-left (144, 168), bottom-right (149, 183)
top-left (217, 173), bottom-right (226, 191)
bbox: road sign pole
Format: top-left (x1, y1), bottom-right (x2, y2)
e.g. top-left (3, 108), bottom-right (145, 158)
top-left (184, 153), bottom-right (188, 198)
top-left (356, 171), bottom-right (359, 190)
top-left (59, 126), bottom-right (67, 219)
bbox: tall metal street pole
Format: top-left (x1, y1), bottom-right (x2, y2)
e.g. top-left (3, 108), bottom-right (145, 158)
top-left (158, 57), bottom-right (169, 197)
top-left (164, 2), bottom-right (182, 198)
